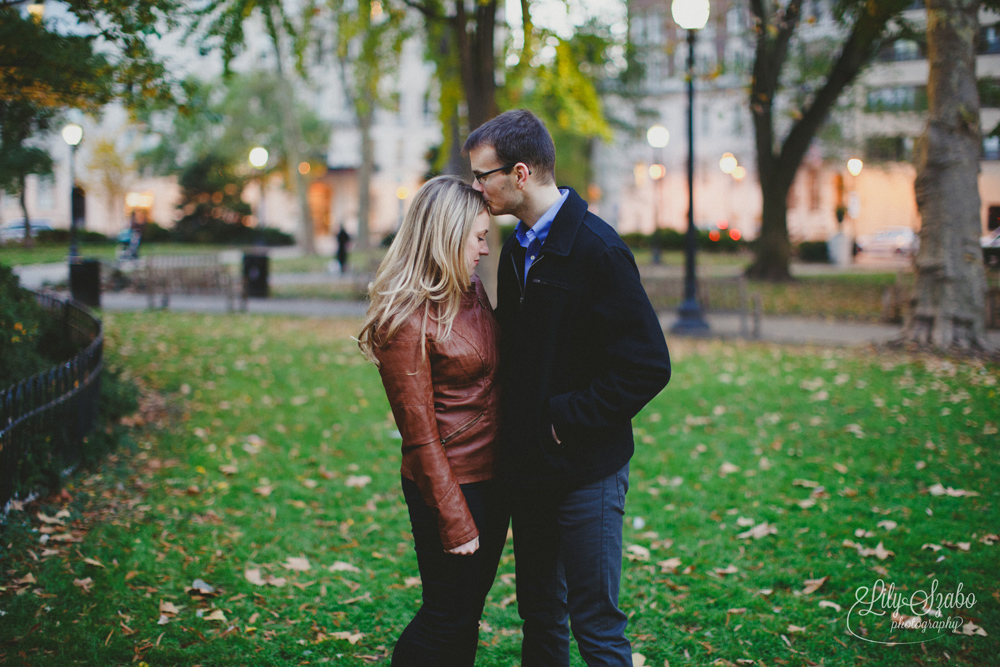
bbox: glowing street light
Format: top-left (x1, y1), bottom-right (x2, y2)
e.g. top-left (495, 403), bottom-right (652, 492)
top-left (249, 146), bottom-right (269, 170)
top-left (719, 153), bottom-right (738, 175)
top-left (647, 124), bottom-right (670, 149)
top-left (847, 158), bottom-right (864, 177)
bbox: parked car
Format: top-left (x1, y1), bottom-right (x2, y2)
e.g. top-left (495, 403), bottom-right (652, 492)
top-left (983, 228), bottom-right (1000, 267)
top-left (855, 226), bottom-right (919, 256)
top-left (0, 219), bottom-right (54, 242)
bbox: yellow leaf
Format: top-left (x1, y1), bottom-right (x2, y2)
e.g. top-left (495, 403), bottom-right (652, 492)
top-left (204, 609), bottom-right (227, 622)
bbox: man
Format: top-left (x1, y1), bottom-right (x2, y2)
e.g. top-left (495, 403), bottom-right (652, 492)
top-left (464, 109), bottom-right (671, 666)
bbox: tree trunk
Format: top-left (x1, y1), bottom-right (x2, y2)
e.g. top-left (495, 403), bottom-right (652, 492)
top-left (267, 5), bottom-right (316, 255)
top-left (357, 107), bottom-right (375, 251)
top-left (453, 0), bottom-right (499, 304)
top-left (19, 175), bottom-right (33, 248)
top-left (903, 0), bottom-right (988, 349)
top-left (750, 177), bottom-right (794, 281)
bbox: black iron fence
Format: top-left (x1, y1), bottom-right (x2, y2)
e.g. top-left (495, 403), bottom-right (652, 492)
top-left (0, 293), bottom-right (103, 512)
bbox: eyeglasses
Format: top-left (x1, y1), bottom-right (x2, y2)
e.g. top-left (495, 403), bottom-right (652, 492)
top-left (473, 163), bottom-right (522, 184)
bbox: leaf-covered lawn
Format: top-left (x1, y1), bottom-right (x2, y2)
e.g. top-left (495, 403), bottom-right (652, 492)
top-left (2, 312), bottom-right (997, 666)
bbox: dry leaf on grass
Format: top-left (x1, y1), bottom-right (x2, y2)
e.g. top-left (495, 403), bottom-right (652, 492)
top-left (204, 609), bottom-right (227, 622)
top-left (625, 545), bottom-right (650, 561)
top-left (658, 557), bottom-right (682, 573)
top-left (345, 475), bottom-right (372, 488)
top-left (961, 621), bottom-right (988, 636)
top-left (328, 561), bottom-right (361, 573)
top-left (819, 600), bottom-right (842, 612)
top-left (801, 576), bottom-right (828, 595)
top-left (737, 522), bottom-right (777, 540)
top-left (73, 577), bottom-right (93, 593)
top-left (927, 483), bottom-right (979, 497)
top-left (282, 557), bottom-right (311, 572)
top-left (329, 631), bottom-right (364, 644)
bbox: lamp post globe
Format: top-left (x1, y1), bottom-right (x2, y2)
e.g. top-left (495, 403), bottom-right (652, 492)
top-left (672, 0), bottom-right (710, 30)
top-left (249, 146), bottom-right (269, 170)
top-left (647, 125), bottom-right (670, 149)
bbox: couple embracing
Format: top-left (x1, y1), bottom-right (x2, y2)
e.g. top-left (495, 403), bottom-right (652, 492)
top-left (358, 110), bottom-right (672, 666)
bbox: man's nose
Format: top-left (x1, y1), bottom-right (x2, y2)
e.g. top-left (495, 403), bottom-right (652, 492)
top-left (472, 179), bottom-right (484, 192)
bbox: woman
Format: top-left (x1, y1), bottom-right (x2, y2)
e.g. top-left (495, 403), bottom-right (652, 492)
top-left (358, 175), bottom-right (507, 665)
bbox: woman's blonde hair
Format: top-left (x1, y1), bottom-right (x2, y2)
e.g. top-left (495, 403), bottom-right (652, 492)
top-left (358, 175), bottom-right (486, 364)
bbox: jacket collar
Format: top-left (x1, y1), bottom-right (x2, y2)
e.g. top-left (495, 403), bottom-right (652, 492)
top-left (501, 187), bottom-right (587, 258)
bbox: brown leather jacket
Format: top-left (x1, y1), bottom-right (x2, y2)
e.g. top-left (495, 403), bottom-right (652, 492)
top-left (373, 275), bottom-right (500, 549)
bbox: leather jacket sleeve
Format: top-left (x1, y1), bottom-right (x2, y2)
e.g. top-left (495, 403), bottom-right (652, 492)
top-left (375, 321), bottom-right (479, 550)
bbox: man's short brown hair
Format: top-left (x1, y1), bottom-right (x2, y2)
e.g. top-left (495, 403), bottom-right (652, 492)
top-left (462, 109), bottom-right (556, 185)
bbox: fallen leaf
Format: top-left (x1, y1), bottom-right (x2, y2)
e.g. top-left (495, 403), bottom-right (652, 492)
top-left (801, 576), bottom-right (828, 595)
top-left (329, 561), bottom-right (361, 573)
top-left (245, 569), bottom-right (267, 586)
top-left (787, 624), bottom-right (806, 633)
top-left (345, 475), bottom-right (372, 488)
top-left (718, 462), bottom-right (740, 477)
top-left (329, 631), bottom-right (363, 644)
top-left (819, 600), bottom-right (842, 612)
top-left (37, 512), bottom-right (64, 526)
top-left (922, 543), bottom-right (943, 552)
top-left (941, 541), bottom-right (971, 552)
top-left (793, 479), bottom-right (820, 488)
top-left (960, 621), bottom-right (988, 636)
top-left (73, 577), bottom-right (94, 593)
top-left (737, 522), bottom-right (777, 540)
top-left (632, 653), bottom-right (647, 667)
top-left (282, 557), bottom-right (311, 572)
top-left (877, 520), bottom-right (898, 531)
top-left (658, 557), bottom-right (682, 573)
top-left (625, 545), bottom-right (650, 561)
top-left (403, 576), bottom-right (421, 588)
top-left (891, 611), bottom-right (923, 629)
top-left (219, 464), bottom-right (239, 476)
top-left (160, 600), bottom-right (182, 615)
top-left (16, 573), bottom-right (37, 585)
top-left (253, 486), bottom-right (273, 497)
top-left (979, 534), bottom-right (999, 546)
top-left (83, 558), bottom-right (105, 568)
top-left (204, 609), bottom-right (227, 622)
top-left (713, 565), bottom-right (738, 577)
top-left (927, 483), bottom-right (979, 497)
top-left (187, 579), bottom-right (217, 596)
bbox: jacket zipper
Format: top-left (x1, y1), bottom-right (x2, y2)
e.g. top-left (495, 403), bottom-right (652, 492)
top-left (513, 253), bottom-right (545, 306)
top-left (440, 412), bottom-right (484, 445)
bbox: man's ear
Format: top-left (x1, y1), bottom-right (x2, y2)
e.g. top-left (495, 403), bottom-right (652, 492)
top-left (514, 162), bottom-right (532, 188)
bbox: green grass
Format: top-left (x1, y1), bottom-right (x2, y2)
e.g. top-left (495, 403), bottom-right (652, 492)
top-left (0, 243), bottom-right (245, 266)
top-left (2, 313), bottom-right (998, 666)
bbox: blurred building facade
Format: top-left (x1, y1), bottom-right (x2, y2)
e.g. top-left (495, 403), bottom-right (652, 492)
top-left (595, 0), bottom-right (1000, 244)
top-left (0, 4), bottom-right (442, 253)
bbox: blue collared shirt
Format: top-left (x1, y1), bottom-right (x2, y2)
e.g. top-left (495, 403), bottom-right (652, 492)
top-left (514, 189), bottom-right (569, 286)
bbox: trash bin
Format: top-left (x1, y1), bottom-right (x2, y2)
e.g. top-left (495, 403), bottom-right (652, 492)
top-left (70, 258), bottom-right (101, 308)
top-left (243, 252), bottom-right (269, 298)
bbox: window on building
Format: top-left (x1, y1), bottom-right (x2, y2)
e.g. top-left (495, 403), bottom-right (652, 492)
top-left (865, 86), bottom-right (928, 112)
top-left (36, 174), bottom-right (54, 210)
top-left (983, 135), bottom-right (1000, 161)
top-left (979, 24), bottom-right (1000, 54)
top-left (987, 205), bottom-right (1000, 231)
top-left (808, 169), bottom-right (821, 211)
top-left (865, 136), bottom-right (912, 162)
top-left (979, 78), bottom-right (1000, 108)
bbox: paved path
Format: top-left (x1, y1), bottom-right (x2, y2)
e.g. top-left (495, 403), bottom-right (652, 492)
top-left (89, 292), bottom-right (944, 348)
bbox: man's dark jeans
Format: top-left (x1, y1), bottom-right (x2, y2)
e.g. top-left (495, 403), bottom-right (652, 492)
top-left (391, 477), bottom-right (508, 666)
top-left (512, 463), bottom-right (631, 667)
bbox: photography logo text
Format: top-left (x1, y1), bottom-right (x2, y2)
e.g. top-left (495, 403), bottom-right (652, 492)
top-left (847, 579), bottom-right (978, 645)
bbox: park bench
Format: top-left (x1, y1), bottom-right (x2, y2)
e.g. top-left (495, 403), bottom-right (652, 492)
top-left (642, 274), bottom-right (762, 339)
top-left (143, 254), bottom-right (246, 312)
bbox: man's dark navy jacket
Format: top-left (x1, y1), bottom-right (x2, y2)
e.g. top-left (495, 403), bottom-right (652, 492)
top-left (495, 187), bottom-right (671, 491)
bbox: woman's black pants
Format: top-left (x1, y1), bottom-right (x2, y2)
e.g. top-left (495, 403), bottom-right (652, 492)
top-left (391, 476), bottom-right (509, 667)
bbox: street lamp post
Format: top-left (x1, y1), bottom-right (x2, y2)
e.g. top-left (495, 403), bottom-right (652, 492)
top-left (249, 146), bottom-right (269, 226)
top-left (647, 124), bottom-right (670, 265)
top-left (62, 123), bottom-right (83, 262)
top-left (670, 0), bottom-right (710, 334)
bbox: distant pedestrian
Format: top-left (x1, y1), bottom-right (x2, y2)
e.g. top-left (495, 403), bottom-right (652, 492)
top-left (336, 226), bottom-right (351, 274)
